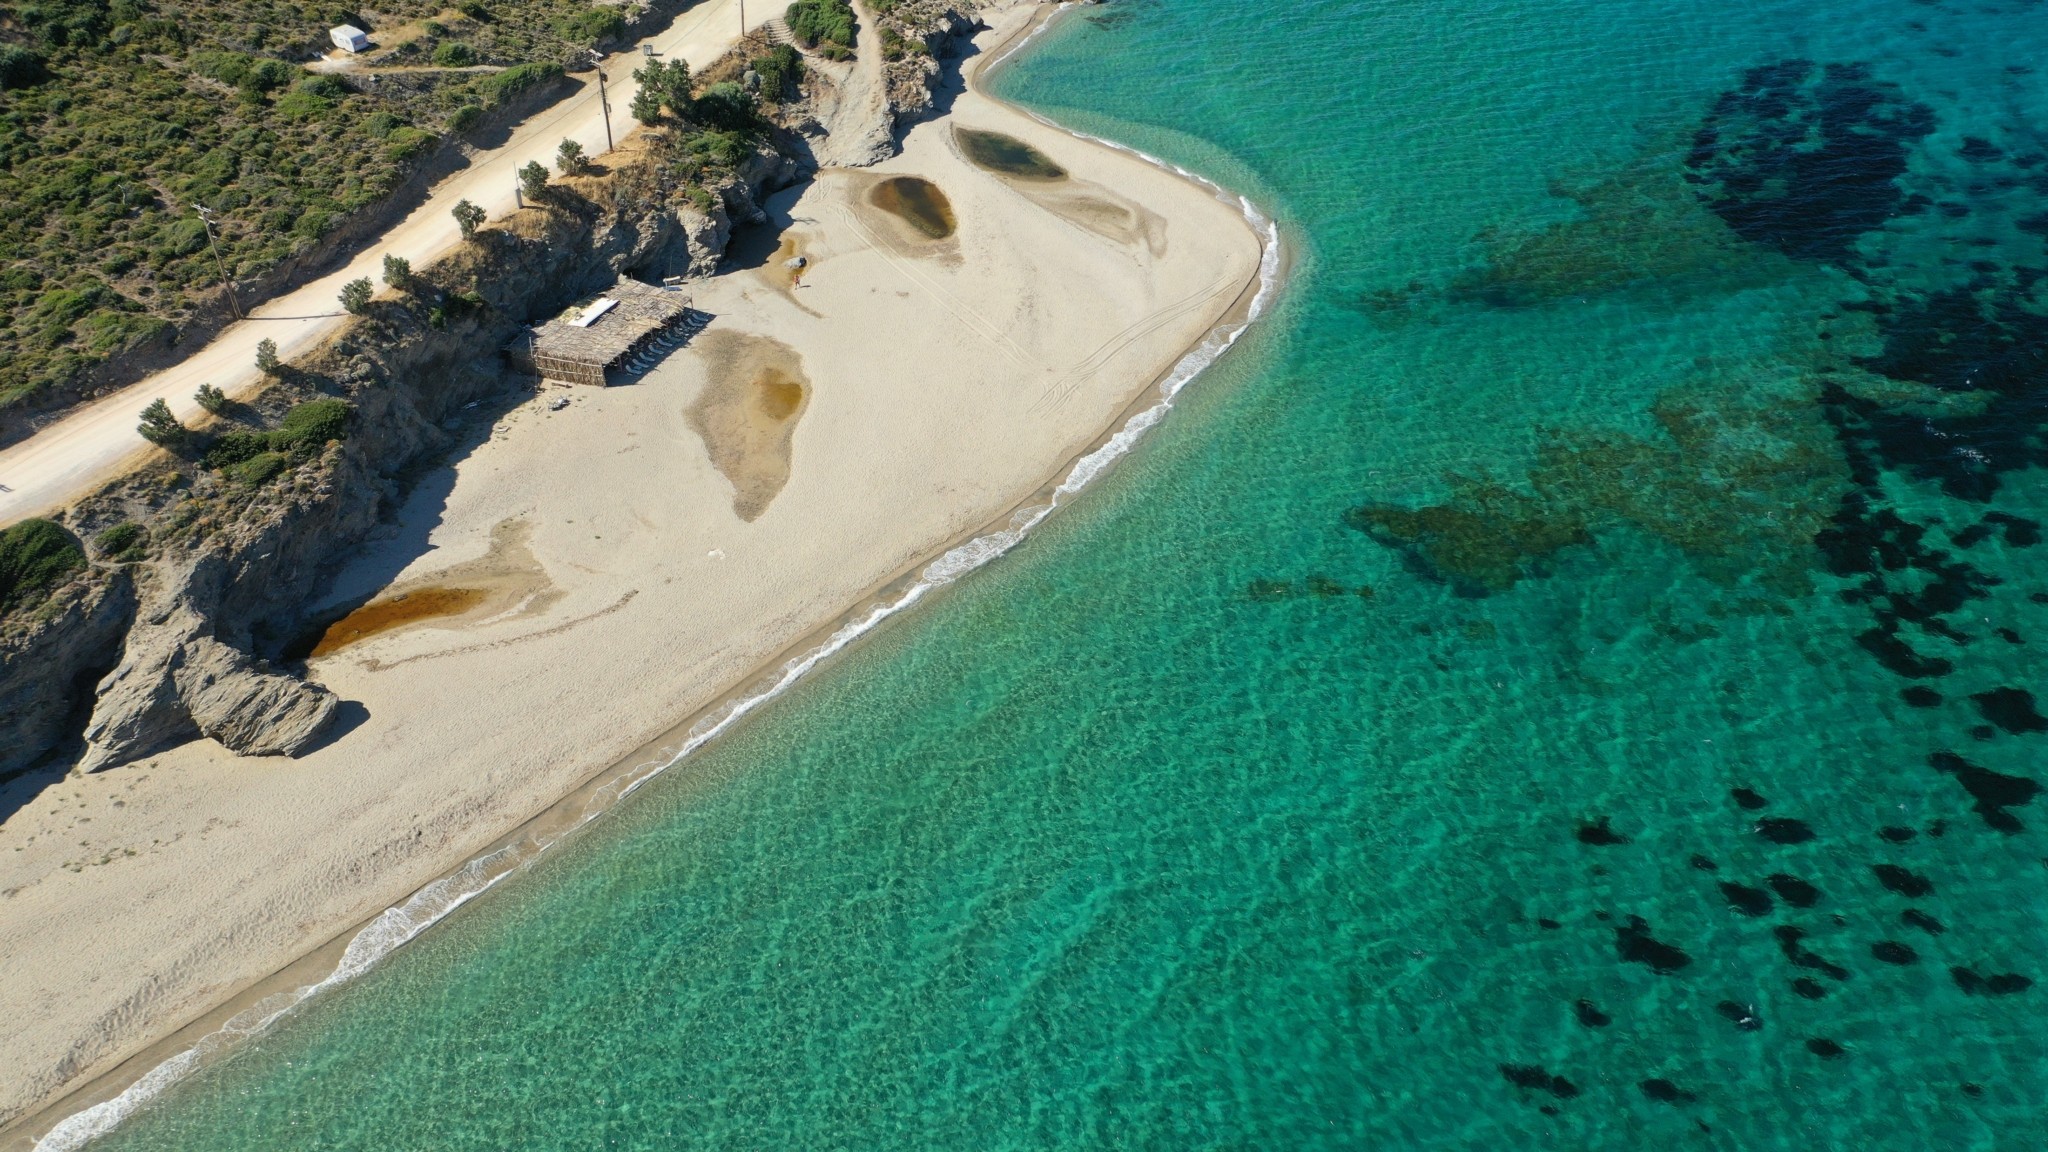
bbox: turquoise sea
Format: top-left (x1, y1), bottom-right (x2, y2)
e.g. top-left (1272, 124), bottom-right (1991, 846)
top-left (72, 0), bottom-right (2048, 1147)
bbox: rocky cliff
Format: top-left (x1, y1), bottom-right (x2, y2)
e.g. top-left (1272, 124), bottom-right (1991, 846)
top-left (0, 141), bottom-right (800, 778)
top-left (0, 4), bottom-right (991, 778)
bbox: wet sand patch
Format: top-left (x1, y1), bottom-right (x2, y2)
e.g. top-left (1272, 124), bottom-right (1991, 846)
top-left (954, 126), bottom-right (1068, 181)
top-left (869, 176), bottom-right (957, 239)
top-left (1024, 180), bottom-right (1169, 255)
top-left (305, 519), bottom-right (559, 657)
top-left (310, 588), bottom-right (490, 657)
top-left (689, 331), bottom-right (811, 522)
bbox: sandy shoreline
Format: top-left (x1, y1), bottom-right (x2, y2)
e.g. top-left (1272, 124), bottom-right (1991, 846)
top-left (0, 4), bottom-right (1273, 1145)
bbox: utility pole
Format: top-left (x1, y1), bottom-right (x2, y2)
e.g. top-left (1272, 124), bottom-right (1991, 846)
top-left (591, 50), bottom-right (613, 152)
top-left (196, 206), bottom-right (242, 320)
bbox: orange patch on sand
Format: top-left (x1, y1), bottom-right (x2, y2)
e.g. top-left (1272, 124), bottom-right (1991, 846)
top-left (310, 587), bottom-right (490, 657)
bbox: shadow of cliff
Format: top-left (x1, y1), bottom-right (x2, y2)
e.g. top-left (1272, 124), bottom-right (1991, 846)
top-left (720, 181), bottom-right (818, 274)
top-left (900, 19), bottom-right (987, 137)
top-left (273, 384), bottom-right (529, 665)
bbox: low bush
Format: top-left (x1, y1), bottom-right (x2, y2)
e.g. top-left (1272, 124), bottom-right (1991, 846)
top-left (485, 61), bottom-right (564, 105)
top-left (202, 397), bottom-right (351, 475)
top-left (0, 45), bottom-right (48, 89)
top-left (274, 398), bottom-right (352, 453)
top-left (690, 82), bottom-right (761, 136)
top-left (225, 450), bottom-right (288, 486)
top-left (787, 0), bottom-right (855, 52)
top-left (0, 518), bottom-right (85, 614)
top-left (553, 7), bottom-right (625, 44)
top-left (751, 44), bottom-right (802, 101)
top-left (202, 429), bottom-right (272, 470)
top-left (93, 521), bottom-right (148, 560)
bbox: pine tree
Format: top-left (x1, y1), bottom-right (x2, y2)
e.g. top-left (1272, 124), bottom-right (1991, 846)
top-left (255, 337), bottom-right (279, 374)
top-left (452, 199), bottom-right (487, 239)
top-left (339, 277), bottom-right (373, 315)
top-left (519, 160), bottom-right (550, 202)
top-left (137, 398), bottom-right (186, 446)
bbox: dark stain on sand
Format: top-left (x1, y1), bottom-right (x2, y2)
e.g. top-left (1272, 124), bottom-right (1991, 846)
top-left (870, 176), bottom-right (957, 239)
top-left (955, 127), bottom-right (1068, 181)
top-left (310, 587), bottom-right (490, 657)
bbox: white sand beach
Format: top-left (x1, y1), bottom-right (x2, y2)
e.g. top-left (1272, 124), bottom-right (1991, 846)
top-left (0, 6), bottom-right (1266, 1140)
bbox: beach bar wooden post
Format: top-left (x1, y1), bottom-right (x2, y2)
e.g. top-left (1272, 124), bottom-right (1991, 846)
top-left (506, 279), bottom-right (695, 387)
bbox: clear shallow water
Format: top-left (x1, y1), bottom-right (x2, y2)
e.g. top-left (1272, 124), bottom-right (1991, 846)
top-left (83, 0), bottom-right (2048, 1147)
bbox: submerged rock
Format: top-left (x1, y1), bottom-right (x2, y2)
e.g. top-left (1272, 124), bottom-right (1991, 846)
top-left (1767, 873), bottom-right (1821, 908)
top-left (1616, 916), bottom-right (1693, 974)
top-left (1575, 816), bottom-right (1631, 845)
top-left (1719, 881), bottom-right (1773, 917)
top-left (1500, 1063), bottom-right (1580, 1099)
top-left (1755, 817), bottom-right (1817, 844)
top-left (1930, 750), bottom-right (2041, 832)
top-left (1952, 967), bottom-right (2033, 996)
top-left (1872, 864), bottom-right (1935, 898)
top-left (1640, 1077), bottom-right (1697, 1104)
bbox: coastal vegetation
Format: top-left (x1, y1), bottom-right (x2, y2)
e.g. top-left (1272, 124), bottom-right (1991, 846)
top-left (0, 0), bottom-right (635, 419)
top-left (0, 517), bottom-right (84, 614)
top-left (786, 0), bottom-right (855, 58)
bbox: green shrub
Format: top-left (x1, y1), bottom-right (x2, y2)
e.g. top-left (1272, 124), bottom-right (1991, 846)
top-left (556, 138), bottom-right (589, 174)
top-left (455, 0), bottom-right (493, 20)
top-left (274, 398), bottom-right (352, 451)
top-left (787, 0), bottom-right (855, 51)
top-left (447, 104), bottom-right (483, 133)
top-left (432, 41), bottom-right (475, 67)
top-left (631, 58), bottom-right (691, 123)
top-left (93, 521), bottom-right (148, 560)
top-left (0, 519), bottom-right (84, 614)
top-left (750, 44), bottom-right (802, 100)
top-left (518, 160), bottom-right (550, 201)
top-left (690, 82), bottom-right (760, 135)
top-left (203, 429), bottom-right (271, 469)
top-left (382, 125), bottom-right (438, 164)
top-left (273, 89), bottom-right (333, 122)
top-left (226, 450), bottom-right (288, 486)
top-left (299, 74), bottom-right (348, 100)
top-left (679, 128), bottom-right (753, 168)
top-left (553, 7), bottom-right (625, 44)
top-left (0, 45), bottom-right (48, 89)
top-left (485, 61), bottom-right (562, 104)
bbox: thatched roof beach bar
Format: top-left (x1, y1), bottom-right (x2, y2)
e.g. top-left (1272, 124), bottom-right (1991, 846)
top-left (506, 279), bottom-right (696, 387)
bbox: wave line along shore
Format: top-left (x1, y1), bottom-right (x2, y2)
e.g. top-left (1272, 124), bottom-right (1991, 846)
top-left (1, 3), bottom-right (1281, 1146)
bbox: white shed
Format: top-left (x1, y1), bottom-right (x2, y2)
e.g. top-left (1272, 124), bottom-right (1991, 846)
top-left (329, 25), bottom-right (370, 53)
